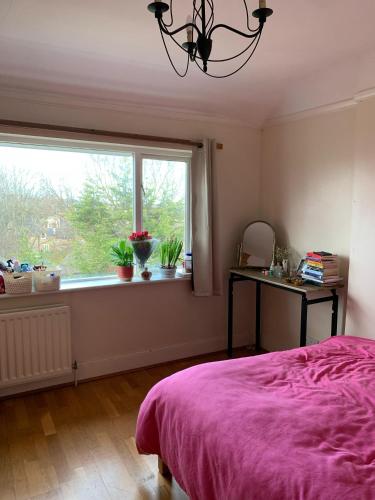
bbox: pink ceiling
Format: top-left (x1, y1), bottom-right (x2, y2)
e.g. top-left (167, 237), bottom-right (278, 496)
top-left (0, 0), bottom-right (374, 125)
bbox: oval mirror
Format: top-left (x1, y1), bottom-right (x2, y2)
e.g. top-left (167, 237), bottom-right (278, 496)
top-left (239, 221), bottom-right (275, 268)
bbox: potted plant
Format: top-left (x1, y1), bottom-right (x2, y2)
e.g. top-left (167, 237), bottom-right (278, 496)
top-left (111, 240), bottom-right (134, 282)
top-left (160, 237), bottom-right (183, 278)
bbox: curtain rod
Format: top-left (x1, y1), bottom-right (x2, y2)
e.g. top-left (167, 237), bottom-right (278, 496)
top-left (0, 119), bottom-right (203, 149)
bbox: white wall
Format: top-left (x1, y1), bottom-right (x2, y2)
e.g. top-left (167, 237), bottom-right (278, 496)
top-left (0, 96), bottom-right (261, 395)
top-left (260, 108), bottom-right (355, 351)
top-left (346, 97), bottom-right (375, 338)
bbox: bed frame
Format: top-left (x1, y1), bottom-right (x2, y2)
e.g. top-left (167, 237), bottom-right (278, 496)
top-left (158, 457), bottom-right (172, 478)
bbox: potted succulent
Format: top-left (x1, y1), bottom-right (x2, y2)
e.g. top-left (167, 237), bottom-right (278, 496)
top-left (111, 240), bottom-right (134, 282)
top-left (160, 237), bottom-right (183, 278)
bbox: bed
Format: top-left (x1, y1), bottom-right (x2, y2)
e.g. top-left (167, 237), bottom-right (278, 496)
top-left (136, 336), bottom-right (375, 499)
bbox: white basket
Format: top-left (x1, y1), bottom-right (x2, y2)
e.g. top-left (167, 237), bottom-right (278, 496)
top-left (4, 272), bottom-right (33, 295)
top-left (33, 270), bottom-right (61, 292)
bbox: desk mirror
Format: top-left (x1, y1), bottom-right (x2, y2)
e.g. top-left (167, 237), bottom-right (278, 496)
top-left (238, 221), bottom-right (275, 268)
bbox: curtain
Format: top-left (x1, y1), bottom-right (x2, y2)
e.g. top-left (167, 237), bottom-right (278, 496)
top-left (191, 138), bottom-right (220, 297)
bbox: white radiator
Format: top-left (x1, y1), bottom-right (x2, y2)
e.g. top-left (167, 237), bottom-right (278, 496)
top-left (0, 305), bottom-right (72, 388)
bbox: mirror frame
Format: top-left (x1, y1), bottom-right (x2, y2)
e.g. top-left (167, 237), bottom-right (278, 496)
top-left (237, 220), bottom-right (276, 269)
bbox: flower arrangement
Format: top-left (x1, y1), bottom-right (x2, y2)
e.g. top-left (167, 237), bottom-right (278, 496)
top-left (128, 230), bottom-right (157, 269)
top-left (129, 231), bottom-right (152, 242)
top-left (275, 246), bottom-right (289, 264)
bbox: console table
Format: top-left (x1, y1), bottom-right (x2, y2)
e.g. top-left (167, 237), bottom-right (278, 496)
top-left (228, 268), bottom-right (341, 357)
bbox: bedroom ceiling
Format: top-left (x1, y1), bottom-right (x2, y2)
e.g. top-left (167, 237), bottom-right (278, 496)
top-left (0, 0), bottom-right (374, 126)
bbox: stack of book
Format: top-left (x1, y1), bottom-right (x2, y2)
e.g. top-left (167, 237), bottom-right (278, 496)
top-left (301, 251), bottom-right (342, 286)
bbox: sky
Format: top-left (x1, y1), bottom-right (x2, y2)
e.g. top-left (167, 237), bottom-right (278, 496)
top-left (0, 144), bottom-right (133, 197)
top-left (0, 143), bottom-right (187, 199)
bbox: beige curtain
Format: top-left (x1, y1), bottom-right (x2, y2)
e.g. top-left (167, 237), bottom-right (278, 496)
top-left (191, 138), bottom-right (219, 297)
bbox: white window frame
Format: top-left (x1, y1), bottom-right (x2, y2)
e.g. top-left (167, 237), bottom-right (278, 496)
top-left (0, 134), bottom-right (192, 281)
top-left (138, 152), bottom-right (191, 253)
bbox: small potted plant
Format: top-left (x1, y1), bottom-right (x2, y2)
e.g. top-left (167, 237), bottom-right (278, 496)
top-left (111, 240), bottom-right (134, 282)
top-left (160, 237), bottom-right (183, 278)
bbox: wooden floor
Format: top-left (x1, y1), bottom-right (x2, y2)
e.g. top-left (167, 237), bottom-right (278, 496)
top-left (0, 350), bottom-right (246, 500)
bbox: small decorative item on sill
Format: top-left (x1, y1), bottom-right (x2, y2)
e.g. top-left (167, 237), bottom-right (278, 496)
top-left (141, 267), bottom-right (152, 281)
top-left (129, 231), bottom-right (158, 272)
top-left (111, 240), bottom-right (134, 282)
top-left (159, 237), bottom-right (183, 279)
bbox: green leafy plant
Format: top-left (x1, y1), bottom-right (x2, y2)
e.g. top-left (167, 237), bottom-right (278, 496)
top-left (160, 237), bottom-right (183, 269)
top-left (111, 240), bottom-right (134, 267)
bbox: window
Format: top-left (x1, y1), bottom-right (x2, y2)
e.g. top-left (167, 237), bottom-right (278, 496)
top-left (0, 139), bottom-right (191, 280)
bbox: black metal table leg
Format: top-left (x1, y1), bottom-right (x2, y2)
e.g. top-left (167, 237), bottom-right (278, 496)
top-left (331, 289), bottom-right (338, 337)
top-left (227, 273), bottom-right (234, 357)
top-left (300, 294), bottom-right (308, 347)
top-left (255, 281), bottom-right (261, 351)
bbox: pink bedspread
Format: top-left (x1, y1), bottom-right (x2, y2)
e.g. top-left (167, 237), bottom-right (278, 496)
top-left (136, 337), bottom-right (375, 499)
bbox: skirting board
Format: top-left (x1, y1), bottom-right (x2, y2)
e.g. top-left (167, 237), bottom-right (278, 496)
top-left (0, 332), bottom-right (252, 397)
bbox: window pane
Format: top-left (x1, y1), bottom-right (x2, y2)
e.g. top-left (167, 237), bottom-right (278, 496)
top-left (142, 158), bottom-right (188, 264)
top-left (0, 145), bottom-right (134, 278)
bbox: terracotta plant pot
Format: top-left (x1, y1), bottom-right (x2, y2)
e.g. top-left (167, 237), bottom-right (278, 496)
top-left (116, 265), bottom-right (134, 282)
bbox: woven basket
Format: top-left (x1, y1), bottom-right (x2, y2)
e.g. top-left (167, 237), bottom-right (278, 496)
top-left (4, 272), bottom-right (33, 295)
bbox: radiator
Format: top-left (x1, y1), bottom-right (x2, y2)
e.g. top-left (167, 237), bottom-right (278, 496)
top-left (0, 305), bottom-right (72, 388)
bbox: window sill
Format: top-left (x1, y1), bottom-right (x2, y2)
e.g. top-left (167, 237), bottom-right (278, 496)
top-left (0, 273), bottom-right (192, 300)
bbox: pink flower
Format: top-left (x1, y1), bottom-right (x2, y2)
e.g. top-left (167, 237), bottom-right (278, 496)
top-left (128, 230), bottom-right (152, 241)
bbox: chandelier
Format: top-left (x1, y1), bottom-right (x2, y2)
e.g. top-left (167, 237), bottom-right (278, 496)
top-left (147, 1), bottom-right (273, 78)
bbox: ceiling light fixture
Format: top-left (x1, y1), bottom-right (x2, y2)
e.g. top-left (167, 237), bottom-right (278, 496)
top-left (147, 0), bottom-right (273, 78)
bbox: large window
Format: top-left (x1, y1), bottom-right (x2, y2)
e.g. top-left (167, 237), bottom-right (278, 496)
top-left (0, 140), bottom-right (190, 279)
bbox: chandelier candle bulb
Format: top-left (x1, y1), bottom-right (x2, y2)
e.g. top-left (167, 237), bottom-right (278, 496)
top-left (259, 0), bottom-right (266, 7)
top-left (186, 16), bottom-right (193, 43)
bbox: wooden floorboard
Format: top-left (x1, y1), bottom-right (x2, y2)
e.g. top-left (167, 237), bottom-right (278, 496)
top-left (0, 349), bottom-right (253, 499)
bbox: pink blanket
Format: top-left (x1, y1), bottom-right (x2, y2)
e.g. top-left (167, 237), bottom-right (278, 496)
top-left (136, 337), bottom-right (375, 499)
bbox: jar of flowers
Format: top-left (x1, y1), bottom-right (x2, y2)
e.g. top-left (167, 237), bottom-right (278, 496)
top-left (129, 231), bottom-right (158, 271)
top-left (111, 240), bottom-right (134, 281)
top-left (160, 237), bottom-right (183, 278)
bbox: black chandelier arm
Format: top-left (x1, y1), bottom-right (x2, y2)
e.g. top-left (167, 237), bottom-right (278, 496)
top-left (159, 25), bottom-right (190, 78)
top-left (162, 0), bottom-right (174, 27)
top-left (208, 22), bottom-right (262, 40)
top-left (242, 0), bottom-right (261, 32)
top-left (205, 0), bottom-right (214, 32)
top-left (162, 21), bottom-right (260, 64)
top-left (194, 29), bottom-right (262, 79)
top-left (158, 18), bottom-right (202, 38)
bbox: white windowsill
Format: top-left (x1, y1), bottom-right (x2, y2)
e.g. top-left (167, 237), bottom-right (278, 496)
top-left (0, 273), bottom-right (192, 300)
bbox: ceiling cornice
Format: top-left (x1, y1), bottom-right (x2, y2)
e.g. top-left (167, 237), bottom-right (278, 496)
top-left (0, 83), bottom-right (257, 130)
top-left (265, 86), bottom-right (375, 128)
